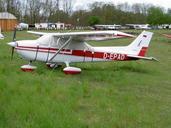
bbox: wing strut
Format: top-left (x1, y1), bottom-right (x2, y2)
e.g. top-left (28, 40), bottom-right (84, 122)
top-left (48, 36), bottom-right (72, 62)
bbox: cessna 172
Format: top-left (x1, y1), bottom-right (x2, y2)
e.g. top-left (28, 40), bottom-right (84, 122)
top-left (8, 30), bottom-right (157, 74)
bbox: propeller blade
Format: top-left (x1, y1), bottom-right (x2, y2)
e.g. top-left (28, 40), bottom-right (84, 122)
top-left (11, 47), bottom-right (14, 60)
top-left (13, 27), bottom-right (16, 41)
top-left (10, 27), bottom-right (17, 60)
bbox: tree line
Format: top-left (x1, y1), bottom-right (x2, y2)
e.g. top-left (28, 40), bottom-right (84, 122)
top-left (0, 0), bottom-right (171, 26)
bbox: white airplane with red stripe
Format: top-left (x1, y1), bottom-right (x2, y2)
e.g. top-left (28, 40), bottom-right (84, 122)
top-left (8, 30), bottom-right (157, 74)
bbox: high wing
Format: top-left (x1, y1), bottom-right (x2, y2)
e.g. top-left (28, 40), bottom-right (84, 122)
top-left (27, 31), bottom-right (51, 36)
top-left (28, 30), bottom-right (135, 41)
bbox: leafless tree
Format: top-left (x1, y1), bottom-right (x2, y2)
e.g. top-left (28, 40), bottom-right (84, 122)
top-left (62, 0), bottom-right (74, 15)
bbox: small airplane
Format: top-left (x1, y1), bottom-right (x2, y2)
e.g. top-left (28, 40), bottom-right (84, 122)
top-left (0, 27), bottom-right (4, 39)
top-left (8, 30), bottom-right (157, 74)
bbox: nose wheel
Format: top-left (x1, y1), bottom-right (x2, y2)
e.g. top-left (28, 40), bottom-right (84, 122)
top-left (21, 61), bottom-right (37, 72)
top-left (46, 63), bottom-right (62, 69)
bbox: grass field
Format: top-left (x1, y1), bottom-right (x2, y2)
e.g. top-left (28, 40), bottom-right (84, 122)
top-left (0, 30), bottom-right (171, 128)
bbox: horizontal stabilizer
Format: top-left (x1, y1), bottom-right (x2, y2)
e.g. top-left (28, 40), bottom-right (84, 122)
top-left (128, 55), bottom-right (158, 61)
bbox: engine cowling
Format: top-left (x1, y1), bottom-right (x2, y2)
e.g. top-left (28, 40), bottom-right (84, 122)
top-left (63, 67), bottom-right (81, 75)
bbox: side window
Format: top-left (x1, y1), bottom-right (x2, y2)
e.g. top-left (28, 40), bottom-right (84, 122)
top-left (50, 37), bottom-right (63, 48)
top-left (50, 37), bottom-right (70, 48)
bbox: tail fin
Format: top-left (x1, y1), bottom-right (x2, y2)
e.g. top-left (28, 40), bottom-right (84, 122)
top-left (127, 31), bottom-right (153, 57)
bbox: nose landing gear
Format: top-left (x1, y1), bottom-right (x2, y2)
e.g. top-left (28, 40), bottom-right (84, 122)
top-left (21, 61), bottom-right (37, 72)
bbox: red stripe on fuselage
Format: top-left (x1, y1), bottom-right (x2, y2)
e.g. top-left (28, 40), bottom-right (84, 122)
top-left (16, 46), bottom-right (132, 61)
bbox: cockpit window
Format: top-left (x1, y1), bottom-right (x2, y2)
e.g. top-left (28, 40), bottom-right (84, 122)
top-left (50, 37), bottom-right (66, 48)
top-left (37, 35), bottom-right (52, 46)
top-left (37, 35), bottom-right (65, 47)
top-left (36, 35), bottom-right (92, 50)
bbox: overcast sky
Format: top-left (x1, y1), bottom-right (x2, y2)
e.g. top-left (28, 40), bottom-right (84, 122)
top-left (74, 0), bottom-right (171, 10)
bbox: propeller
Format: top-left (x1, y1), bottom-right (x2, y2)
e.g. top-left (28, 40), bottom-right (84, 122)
top-left (10, 27), bottom-right (17, 60)
top-left (11, 46), bottom-right (15, 60)
top-left (13, 27), bottom-right (17, 42)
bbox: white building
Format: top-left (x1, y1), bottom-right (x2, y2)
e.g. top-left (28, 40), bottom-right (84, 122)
top-left (56, 23), bottom-right (65, 29)
top-left (126, 24), bottom-right (151, 30)
top-left (35, 23), bottom-right (48, 30)
top-left (17, 23), bottom-right (29, 30)
top-left (35, 22), bottom-right (65, 30)
top-left (94, 24), bottom-right (122, 30)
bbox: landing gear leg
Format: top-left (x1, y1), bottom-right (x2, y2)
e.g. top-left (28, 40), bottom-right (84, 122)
top-left (65, 62), bottom-right (70, 67)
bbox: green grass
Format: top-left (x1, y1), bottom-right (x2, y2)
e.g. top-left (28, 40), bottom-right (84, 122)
top-left (0, 30), bottom-right (171, 128)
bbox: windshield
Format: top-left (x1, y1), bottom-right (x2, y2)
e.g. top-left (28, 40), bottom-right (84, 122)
top-left (37, 35), bottom-right (52, 46)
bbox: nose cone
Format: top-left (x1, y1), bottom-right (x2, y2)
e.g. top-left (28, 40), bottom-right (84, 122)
top-left (8, 42), bottom-right (17, 47)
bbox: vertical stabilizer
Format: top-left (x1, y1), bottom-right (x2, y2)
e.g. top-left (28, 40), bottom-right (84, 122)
top-left (127, 31), bottom-right (153, 56)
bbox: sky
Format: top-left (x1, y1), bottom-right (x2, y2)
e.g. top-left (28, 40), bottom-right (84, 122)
top-left (74, 0), bottom-right (171, 10)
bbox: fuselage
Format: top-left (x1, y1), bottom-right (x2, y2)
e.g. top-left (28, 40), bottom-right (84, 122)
top-left (15, 40), bottom-right (132, 64)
